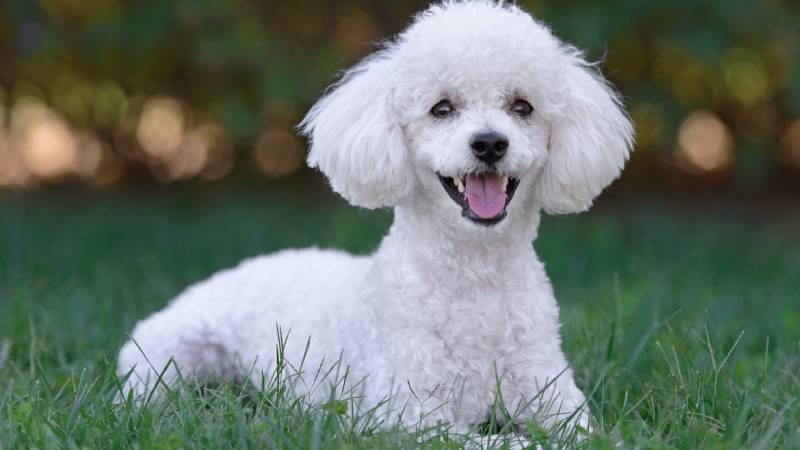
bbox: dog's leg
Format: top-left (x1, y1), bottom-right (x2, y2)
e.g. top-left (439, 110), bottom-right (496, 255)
top-left (116, 303), bottom-right (240, 404)
top-left (500, 363), bottom-right (593, 440)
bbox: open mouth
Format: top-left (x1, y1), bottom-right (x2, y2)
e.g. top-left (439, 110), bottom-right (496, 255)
top-left (437, 172), bottom-right (520, 226)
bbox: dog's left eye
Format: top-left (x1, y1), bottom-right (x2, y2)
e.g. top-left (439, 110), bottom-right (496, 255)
top-left (511, 99), bottom-right (534, 117)
top-left (430, 99), bottom-right (455, 118)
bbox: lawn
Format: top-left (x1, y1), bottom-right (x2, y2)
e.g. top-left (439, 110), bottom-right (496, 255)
top-left (1, 184), bottom-right (798, 449)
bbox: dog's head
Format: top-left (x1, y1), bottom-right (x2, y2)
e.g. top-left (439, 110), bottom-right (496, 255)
top-left (300, 1), bottom-right (633, 231)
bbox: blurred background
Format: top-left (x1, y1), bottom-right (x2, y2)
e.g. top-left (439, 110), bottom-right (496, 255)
top-left (0, 0), bottom-right (798, 195)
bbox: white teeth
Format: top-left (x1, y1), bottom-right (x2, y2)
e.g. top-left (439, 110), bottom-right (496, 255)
top-left (453, 177), bottom-right (465, 193)
top-left (501, 176), bottom-right (509, 191)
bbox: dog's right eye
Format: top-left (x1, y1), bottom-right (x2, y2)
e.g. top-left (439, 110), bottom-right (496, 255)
top-left (430, 99), bottom-right (455, 118)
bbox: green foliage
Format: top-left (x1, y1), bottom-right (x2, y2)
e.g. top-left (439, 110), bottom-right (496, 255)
top-left (0, 188), bottom-right (798, 448)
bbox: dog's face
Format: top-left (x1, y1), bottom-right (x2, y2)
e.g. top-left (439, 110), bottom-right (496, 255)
top-left (402, 88), bottom-right (546, 228)
top-left (301, 1), bottom-right (633, 233)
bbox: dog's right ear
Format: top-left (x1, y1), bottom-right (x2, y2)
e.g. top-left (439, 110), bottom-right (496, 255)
top-left (534, 48), bottom-right (634, 214)
top-left (299, 50), bottom-right (413, 209)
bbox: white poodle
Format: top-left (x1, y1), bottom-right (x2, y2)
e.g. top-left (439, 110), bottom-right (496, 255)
top-left (118, 0), bottom-right (633, 437)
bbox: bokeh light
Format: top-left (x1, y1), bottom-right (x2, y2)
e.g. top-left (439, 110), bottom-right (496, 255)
top-left (136, 97), bottom-right (186, 163)
top-left (11, 100), bottom-right (78, 180)
top-left (158, 123), bottom-right (233, 182)
top-left (195, 124), bottom-right (235, 181)
top-left (72, 131), bottom-right (105, 179)
top-left (722, 48), bottom-right (771, 106)
top-left (252, 127), bottom-right (303, 178)
top-left (675, 110), bottom-right (734, 175)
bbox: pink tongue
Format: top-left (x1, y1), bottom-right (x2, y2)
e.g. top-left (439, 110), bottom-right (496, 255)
top-left (465, 173), bottom-right (507, 219)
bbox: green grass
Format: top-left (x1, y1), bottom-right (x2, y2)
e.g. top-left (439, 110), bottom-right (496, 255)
top-left (1, 185), bottom-right (799, 448)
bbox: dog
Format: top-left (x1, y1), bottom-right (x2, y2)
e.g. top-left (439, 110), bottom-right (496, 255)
top-left (117, 0), bottom-right (633, 437)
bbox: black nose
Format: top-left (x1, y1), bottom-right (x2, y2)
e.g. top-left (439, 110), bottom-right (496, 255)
top-left (470, 131), bottom-right (508, 165)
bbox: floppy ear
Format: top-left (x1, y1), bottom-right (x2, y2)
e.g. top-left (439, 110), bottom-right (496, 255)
top-left (535, 48), bottom-right (634, 214)
top-left (299, 50), bottom-right (412, 209)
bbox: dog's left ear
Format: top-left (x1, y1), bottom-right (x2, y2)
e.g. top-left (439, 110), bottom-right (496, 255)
top-left (299, 50), bottom-right (412, 209)
top-left (535, 49), bottom-right (634, 214)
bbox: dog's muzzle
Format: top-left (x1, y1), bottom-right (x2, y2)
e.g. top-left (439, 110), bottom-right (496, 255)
top-left (437, 172), bottom-right (520, 226)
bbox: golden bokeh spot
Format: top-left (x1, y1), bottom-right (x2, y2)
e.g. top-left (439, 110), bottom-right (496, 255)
top-left (10, 100), bottom-right (78, 180)
top-left (72, 131), bottom-right (105, 179)
top-left (148, 123), bottom-right (233, 183)
top-left (675, 110), bottom-right (734, 175)
top-left (253, 127), bottom-right (303, 178)
top-left (722, 48), bottom-right (770, 106)
top-left (196, 124), bottom-right (235, 182)
top-left (136, 97), bottom-right (186, 161)
top-left (779, 119), bottom-right (800, 168)
top-left (161, 128), bottom-right (209, 182)
top-left (167, 126), bottom-right (212, 180)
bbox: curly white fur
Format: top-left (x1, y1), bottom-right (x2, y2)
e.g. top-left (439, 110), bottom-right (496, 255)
top-left (118, 0), bottom-right (633, 436)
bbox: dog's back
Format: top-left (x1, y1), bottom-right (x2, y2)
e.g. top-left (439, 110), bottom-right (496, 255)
top-left (117, 248), bottom-right (371, 400)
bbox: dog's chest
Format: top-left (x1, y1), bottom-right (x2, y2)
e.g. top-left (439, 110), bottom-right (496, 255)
top-left (366, 241), bottom-right (553, 388)
top-left (395, 276), bottom-right (536, 359)
top-left (437, 289), bottom-right (531, 350)
top-left (381, 288), bottom-right (536, 405)
top-left (387, 254), bottom-right (540, 351)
